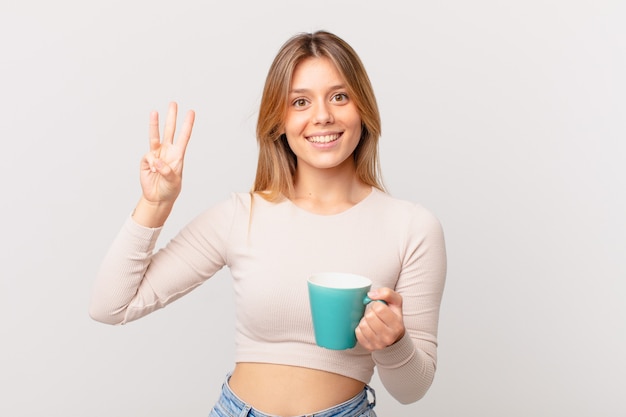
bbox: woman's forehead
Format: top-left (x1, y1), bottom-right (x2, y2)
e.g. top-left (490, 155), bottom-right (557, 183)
top-left (290, 57), bottom-right (345, 91)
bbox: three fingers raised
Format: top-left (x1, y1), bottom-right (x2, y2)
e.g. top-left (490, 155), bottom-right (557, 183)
top-left (149, 102), bottom-right (195, 153)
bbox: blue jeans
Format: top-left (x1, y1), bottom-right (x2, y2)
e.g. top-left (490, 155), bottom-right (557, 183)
top-left (209, 373), bottom-right (378, 417)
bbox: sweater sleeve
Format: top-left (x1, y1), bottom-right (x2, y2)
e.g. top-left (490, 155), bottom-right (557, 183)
top-left (89, 197), bottom-right (236, 325)
top-left (372, 206), bottom-right (447, 404)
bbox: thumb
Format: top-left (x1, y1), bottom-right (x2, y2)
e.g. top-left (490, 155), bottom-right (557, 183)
top-left (368, 288), bottom-right (403, 310)
top-left (153, 159), bottom-right (177, 181)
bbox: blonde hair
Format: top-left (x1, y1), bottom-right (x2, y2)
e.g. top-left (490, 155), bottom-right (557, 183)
top-left (253, 30), bottom-right (384, 201)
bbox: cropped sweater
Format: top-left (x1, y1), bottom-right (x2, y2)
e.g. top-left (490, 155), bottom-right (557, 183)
top-left (89, 188), bottom-right (447, 404)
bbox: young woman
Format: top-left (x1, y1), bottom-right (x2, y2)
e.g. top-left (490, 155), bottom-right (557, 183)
top-left (90, 30), bottom-right (447, 417)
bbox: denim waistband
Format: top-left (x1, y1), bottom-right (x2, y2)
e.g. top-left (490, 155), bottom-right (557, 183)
top-left (209, 373), bottom-right (377, 417)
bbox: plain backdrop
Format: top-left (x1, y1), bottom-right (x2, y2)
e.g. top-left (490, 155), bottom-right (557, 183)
top-left (1, 1), bottom-right (624, 416)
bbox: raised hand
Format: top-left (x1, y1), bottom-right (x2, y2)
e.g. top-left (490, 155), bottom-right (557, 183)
top-left (133, 102), bottom-right (195, 228)
top-left (140, 102), bottom-right (195, 203)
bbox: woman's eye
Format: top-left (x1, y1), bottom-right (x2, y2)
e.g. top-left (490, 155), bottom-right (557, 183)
top-left (293, 98), bottom-right (308, 107)
top-left (332, 93), bottom-right (348, 102)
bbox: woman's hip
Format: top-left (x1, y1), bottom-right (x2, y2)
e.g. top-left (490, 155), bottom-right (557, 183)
top-left (209, 372), bottom-right (378, 417)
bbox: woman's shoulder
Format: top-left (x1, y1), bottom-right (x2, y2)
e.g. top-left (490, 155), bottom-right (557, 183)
top-left (370, 189), bottom-right (441, 223)
top-left (187, 192), bottom-right (251, 224)
top-left (370, 191), bottom-right (445, 250)
top-left (197, 191), bottom-right (284, 218)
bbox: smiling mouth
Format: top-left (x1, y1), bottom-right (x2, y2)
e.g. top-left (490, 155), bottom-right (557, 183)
top-left (306, 133), bottom-right (341, 144)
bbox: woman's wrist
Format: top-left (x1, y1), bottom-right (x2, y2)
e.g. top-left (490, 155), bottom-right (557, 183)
top-left (131, 196), bottom-right (175, 228)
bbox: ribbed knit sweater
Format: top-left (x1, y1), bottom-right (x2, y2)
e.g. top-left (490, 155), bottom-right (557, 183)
top-left (90, 188), bottom-right (447, 403)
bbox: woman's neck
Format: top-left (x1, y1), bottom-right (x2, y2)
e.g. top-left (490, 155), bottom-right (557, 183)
top-left (291, 166), bottom-right (371, 215)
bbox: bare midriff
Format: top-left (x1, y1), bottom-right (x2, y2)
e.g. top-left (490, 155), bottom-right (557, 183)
top-left (228, 362), bottom-right (366, 416)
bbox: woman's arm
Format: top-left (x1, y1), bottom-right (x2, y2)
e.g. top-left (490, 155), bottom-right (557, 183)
top-left (89, 102), bottom-right (199, 324)
top-left (357, 207), bottom-right (447, 403)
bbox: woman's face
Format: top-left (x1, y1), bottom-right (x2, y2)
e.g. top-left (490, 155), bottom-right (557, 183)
top-left (283, 56), bottom-right (362, 175)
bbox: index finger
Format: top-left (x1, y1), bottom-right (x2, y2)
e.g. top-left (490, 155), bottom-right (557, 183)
top-left (175, 109), bottom-right (196, 153)
top-left (368, 287), bottom-right (402, 307)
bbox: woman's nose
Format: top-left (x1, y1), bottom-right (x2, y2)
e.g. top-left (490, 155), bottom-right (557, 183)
top-left (313, 102), bottom-right (334, 125)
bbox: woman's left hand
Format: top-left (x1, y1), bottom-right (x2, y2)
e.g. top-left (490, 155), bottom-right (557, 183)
top-left (355, 288), bottom-right (406, 351)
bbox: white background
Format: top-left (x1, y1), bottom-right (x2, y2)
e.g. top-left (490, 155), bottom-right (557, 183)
top-left (1, 1), bottom-right (624, 416)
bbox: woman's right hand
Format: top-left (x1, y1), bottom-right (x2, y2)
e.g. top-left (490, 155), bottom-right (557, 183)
top-left (133, 102), bottom-right (195, 228)
top-left (140, 102), bottom-right (195, 204)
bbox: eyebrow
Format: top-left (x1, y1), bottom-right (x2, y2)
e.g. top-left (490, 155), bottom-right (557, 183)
top-left (289, 84), bottom-right (347, 95)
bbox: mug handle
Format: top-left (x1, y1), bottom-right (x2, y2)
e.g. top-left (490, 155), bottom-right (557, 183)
top-left (363, 296), bottom-right (388, 305)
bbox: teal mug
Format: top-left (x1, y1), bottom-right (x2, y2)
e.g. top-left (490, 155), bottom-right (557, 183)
top-left (307, 272), bottom-right (380, 350)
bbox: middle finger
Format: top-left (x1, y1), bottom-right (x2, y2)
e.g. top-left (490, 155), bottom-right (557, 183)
top-left (163, 101), bottom-right (178, 144)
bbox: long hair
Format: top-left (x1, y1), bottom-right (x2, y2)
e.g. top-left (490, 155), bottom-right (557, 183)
top-left (253, 30), bottom-right (384, 201)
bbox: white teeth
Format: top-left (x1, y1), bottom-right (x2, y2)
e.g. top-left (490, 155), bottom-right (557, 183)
top-left (307, 134), bottom-right (340, 143)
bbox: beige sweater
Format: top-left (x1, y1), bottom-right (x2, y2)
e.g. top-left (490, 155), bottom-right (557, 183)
top-left (90, 188), bottom-right (447, 404)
